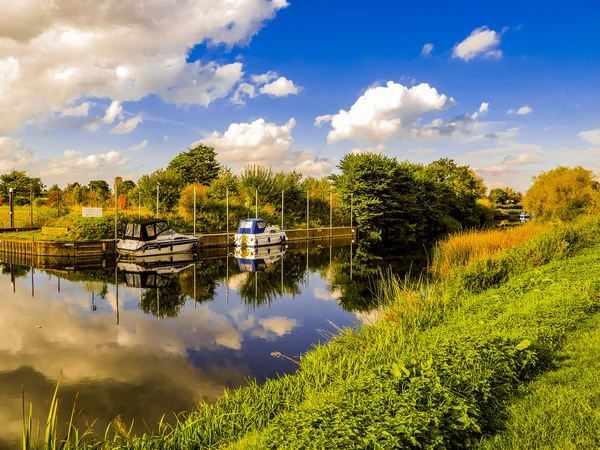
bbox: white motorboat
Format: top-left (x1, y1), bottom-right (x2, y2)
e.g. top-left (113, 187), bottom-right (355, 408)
top-left (117, 219), bottom-right (199, 257)
top-left (233, 219), bottom-right (287, 247)
top-left (234, 244), bottom-right (287, 272)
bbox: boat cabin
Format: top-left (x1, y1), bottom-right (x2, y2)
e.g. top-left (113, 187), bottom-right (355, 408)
top-left (236, 219), bottom-right (269, 235)
top-left (123, 219), bottom-right (174, 241)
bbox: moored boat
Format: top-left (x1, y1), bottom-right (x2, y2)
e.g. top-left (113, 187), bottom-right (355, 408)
top-left (117, 219), bottom-right (199, 257)
top-left (233, 219), bottom-right (287, 247)
top-left (234, 244), bottom-right (287, 272)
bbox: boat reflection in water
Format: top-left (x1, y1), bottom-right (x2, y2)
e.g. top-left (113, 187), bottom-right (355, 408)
top-left (234, 244), bottom-right (287, 272)
top-left (117, 253), bottom-right (196, 288)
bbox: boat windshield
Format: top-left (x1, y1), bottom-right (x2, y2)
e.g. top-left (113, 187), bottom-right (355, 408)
top-left (124, 223), bottom-right (141, 239)
top-left (237, 220), bottom-right (268, 234)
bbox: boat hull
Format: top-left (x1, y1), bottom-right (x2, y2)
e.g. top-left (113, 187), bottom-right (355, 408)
top-left (117, 238), bottom-right (199, 257)
top-left (234, 232), bottom-right (287, 247)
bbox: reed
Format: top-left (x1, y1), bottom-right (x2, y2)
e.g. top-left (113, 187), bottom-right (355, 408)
top-left (430, 222), bottom-right (549, 277)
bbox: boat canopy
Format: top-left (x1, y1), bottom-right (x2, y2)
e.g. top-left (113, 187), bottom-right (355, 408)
top-left (236, 219), bottom-right (268, 235)
top-left (123, 219), bottom-right (171, 241)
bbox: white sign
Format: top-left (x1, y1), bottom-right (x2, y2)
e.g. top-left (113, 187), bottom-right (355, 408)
top-left (82, 207), bottom-right (103, 218)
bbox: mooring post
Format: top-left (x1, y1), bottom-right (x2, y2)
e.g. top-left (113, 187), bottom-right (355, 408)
top-left (156, 182), bottom-right (160, 218)
top-left (138, 190), bottom-right (141, 219)
top-left (350, 192), bottom-right (354, 233)
top-left (330, 187), bottom-right (333, 238)
top-left (306, 189), bottom-right (309, 240)
top-left (114, 180), bottom-right (118, 242)
top-left (193, 186), bottom-right (196, 237)
top-left (281, 189), bottom-right (284, 230)
top-left (9, 188), bottom-right (14, 228)
top-left (255, 189), bottom-right (258, 218)
top-left (29, 185), bottom-right (33, 229)
top-left (57, 187), bottom-right (60, 219)
top-left (226, 188), bottom-right (229, 246)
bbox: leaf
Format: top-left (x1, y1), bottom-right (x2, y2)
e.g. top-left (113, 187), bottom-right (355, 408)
top-left (515, 339), bottom-right (531, 351)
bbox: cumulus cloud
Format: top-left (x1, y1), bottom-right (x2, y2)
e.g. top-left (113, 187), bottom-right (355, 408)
top-left (62, 102), bottom-right (90, 117)
top-left (317, 81), bottom-right (455, 143)
top-left (351, 144), bottom-right (388, 154)
top-left (0, 137), bottom-right (36, 172)
top-left (579, 129), bottom-right (600, 145)
top-left (0, 0), bottom-right (289, 133)
top-left (103, 101), bottom-right (123, 124)
top-left (43, 150), bottom-right (129, 177)
top-left (421, 43), bottom-right (434, 57)
top-left (199, 118), bottom-right (296, 163)
top-left (251, 71), bottom-right (279, 85)
top-left (517, 105), bottom-right (533, 115)
top-left (231, 83), bottom-right (256, 105)
top-left (111, 116), bottom-right (142, 135)
top-left (471, 102), bottom-right (489, 119)
top-left (502, 153), bottom-right (547, 165)
top-left (259, 77), bottom-right (302, 97)
top-left (452, 26), bottom-right (503, 61)
top-left (283, 149), bottom-right (335, 177)
top-left (507, 105), bottom-right (533, 115)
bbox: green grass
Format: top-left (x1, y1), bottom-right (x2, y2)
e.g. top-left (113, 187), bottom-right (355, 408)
top-left (477, 314), bottom-right (600, 450)
top-left (21, 216), bottom-right (600, 449)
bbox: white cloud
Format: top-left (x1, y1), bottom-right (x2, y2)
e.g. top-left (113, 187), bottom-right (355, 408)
top-left (452, 26), bottom-right (503, 61)
top-left (255, 317), bottom-right (298, 338)
top-left (517, 105), bottom-right (533, 115)
top-left (111, 116), bottom-right (142, 135)
top-left (471, 102), bottom-right (489, 119)
top-left (459, 143), bottom-right (544, 161)
top-left (103, 101), bottom-right (122, 124)
top-left (62, 102), bottom-right (90, 117)
top-left (0, 0), bottom-right (289, 133)
top-left (507, 105), bottom-right (533, 115)
top-left (0, 137), bottom-right (36, 172)
top-left (127, 140), bottom-right (149, 152)
top-left (503, 153), bottom-right (547, 165)
top-left (259, 77), bottom-right (302, 97)
top-left (285, 149), bottom-right (334, 177)
top-left (315, 115), bottom-right (335, 127)
top-left (421, 43), bottom-right (434, 57)
top-left (317, 81), bottom-right (455, 143)
top-left (351, 144), bottom-right (388, 154)
top-left (579, 129), bottom-right (600, 145)
top-left (43, 150), bottom-right (129, 177)
top-left (200, 118), bottom-right (296, 163)
top-left (231, 83), bottom-right (256, 105)
top-left (251, 71), bottom-right (279, 85)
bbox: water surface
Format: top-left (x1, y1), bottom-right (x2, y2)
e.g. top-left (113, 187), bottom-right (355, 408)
top-left (0, 238), bottom-right (427, 447)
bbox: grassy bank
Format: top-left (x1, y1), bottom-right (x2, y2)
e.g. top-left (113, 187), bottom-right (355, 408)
top-left (22, 217), bottom-right (600, 449)
top-left (477, 314), bottom-right (600, 450)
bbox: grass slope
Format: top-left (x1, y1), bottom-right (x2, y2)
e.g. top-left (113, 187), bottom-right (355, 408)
top-left (477, 314), bottom-right (600, 450)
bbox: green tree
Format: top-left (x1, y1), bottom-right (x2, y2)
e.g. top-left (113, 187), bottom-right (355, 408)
top-left (0, 170), bottom-right (44, 205)
top-left (137, 168), bottom-right (182, 215)
top-left (524, 166), bottom-right (600, 220)
top-left (88, 180), bottom-right (111, 206)
top-left (167, 144), bottom-right (220, 186)
top-left (489, 188), bottom-right (509, 204)
top-left (120, 180), bottom-right (136, 195)
top-left (209, 167), bottom-right (240, 200)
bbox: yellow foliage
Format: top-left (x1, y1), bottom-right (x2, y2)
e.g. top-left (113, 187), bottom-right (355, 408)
top-left (178, 184), bottom-right (208, 220)
top-left (523, 166), bottom-right (600, 220)
top-left (431, 222), bottom-right (549, 277)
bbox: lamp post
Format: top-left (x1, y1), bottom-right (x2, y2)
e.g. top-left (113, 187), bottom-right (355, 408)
top-left (330, 187), bottom-right (333, 238)
top-left (156, 182), bottom-right (161, 218)
top-left (9, 188), bottom-right (14, 228)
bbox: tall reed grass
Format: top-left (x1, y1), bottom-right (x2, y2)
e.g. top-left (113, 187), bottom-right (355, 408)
top-left (431, 222), bottom-right (549, 277)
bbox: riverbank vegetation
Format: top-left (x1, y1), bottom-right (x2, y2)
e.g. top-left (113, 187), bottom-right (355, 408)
top-left (1, 148), bottom-right (496, 240)
top-left (20, 214), bottom-right (600, 449)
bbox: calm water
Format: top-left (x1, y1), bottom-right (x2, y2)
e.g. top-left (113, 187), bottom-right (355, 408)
top-left (0, 238), bottom-right (428, 448)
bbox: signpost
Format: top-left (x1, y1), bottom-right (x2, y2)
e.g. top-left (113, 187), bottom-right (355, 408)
top-left (82, 208), bottom-right (103, 218)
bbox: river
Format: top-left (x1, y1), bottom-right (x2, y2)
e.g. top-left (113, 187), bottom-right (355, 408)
top-left (0, 237), bottom-right (428, 448)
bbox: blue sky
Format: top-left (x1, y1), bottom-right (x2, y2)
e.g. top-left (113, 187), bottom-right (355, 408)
top-left (1, 0), bottom-right (599, 192)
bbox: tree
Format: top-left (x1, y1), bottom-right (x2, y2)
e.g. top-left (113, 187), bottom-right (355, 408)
top-left (504, 186), bottom-right (523, 203)
top-left (523, 166), bottom-right (600, 220)
top-left (178, 184), bottom-right (209, 220)
top-left (0, 170), bottom-right (44, 205)
top-left (88, 180), bottom-right (111, 206)
top-left (137, 168), bottom-right (182, 215)
top-left (208, 167), bottom-right (239, 200)
top-left (167, 144), bottom-right (220, 186)
top-left (489, 188), bottom-right (509, 204)
top-left (120, 180), bottom-right (136, 195)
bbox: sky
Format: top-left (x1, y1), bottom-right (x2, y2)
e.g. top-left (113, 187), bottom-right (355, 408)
top-left (1, 0), bottom-right (599, 193)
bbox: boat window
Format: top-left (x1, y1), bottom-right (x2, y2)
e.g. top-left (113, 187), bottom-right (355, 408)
top-left (146, 224), bottom-right (156, 238)
top-left (257, 221), bottom-right (266, 229)
top-left (156, 221), bottom-right (170, 235)
top-left (125, 224), bottom-right (141, 238)
top-left (125, 224), bottom-right (134, 236)
top-left (237, 220), bottom-right (253, 234)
